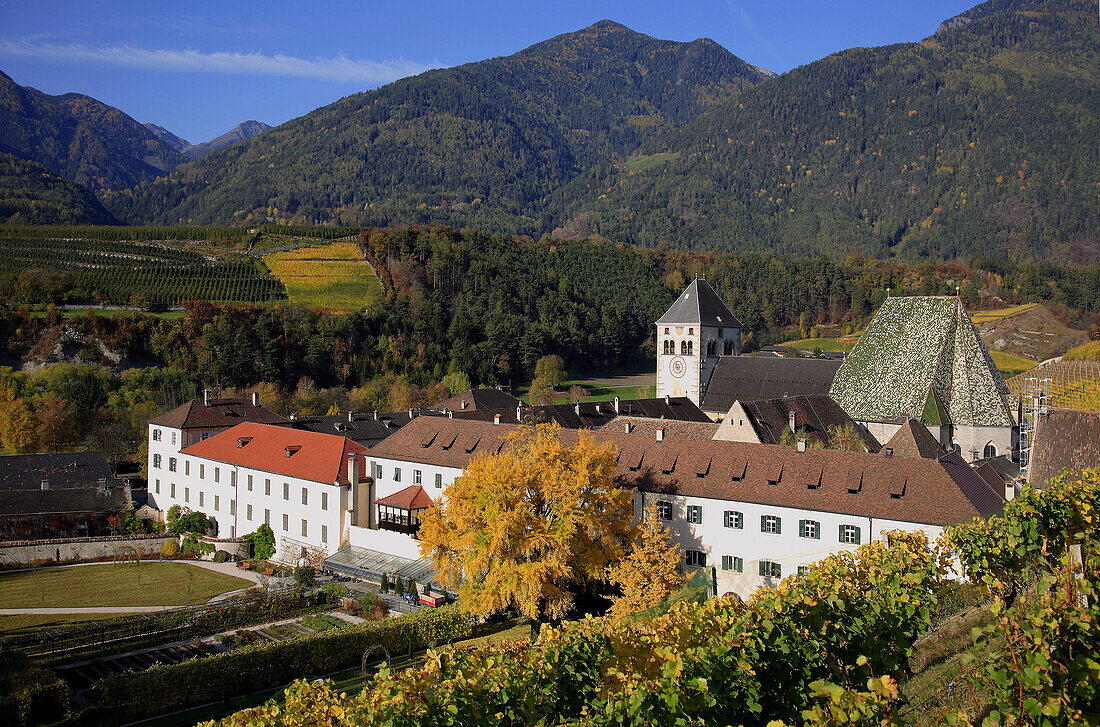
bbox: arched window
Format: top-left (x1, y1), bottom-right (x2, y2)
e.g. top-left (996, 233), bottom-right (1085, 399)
top-left (680, 340), bottom-right (689, 355)
top-left (983, 442), bottom-right (997, 459)
top-left (706, 341), bottom-right (717, 357)
top-left (687, 341), bottom-right (693, 356)
top-left (723, 340), bottom-right (735, 355)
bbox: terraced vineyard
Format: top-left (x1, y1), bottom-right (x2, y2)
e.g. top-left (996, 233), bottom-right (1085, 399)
top-left (263, 242), bottom-right (383, 311)
top-left (0, 236), bottom-right (285, 306)
top-left (1007, 359), bottom-right (1100, 412)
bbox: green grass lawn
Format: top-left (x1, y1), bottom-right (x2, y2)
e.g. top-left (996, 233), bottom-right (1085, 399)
top-left (0, 562), bottom-right (251, 609)
top-left (622, 152), bottom-right (680, 173)
top-left (783, 337), bottom-right (854, 353)
top-left (0, 611), bottom-right (143, 634)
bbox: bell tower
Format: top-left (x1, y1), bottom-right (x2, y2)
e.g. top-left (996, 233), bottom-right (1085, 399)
top-left (655, 279), bottom-right (741, 407)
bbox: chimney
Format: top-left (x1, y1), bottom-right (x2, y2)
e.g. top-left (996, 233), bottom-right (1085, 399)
top-left (883, 447), bottom-right (894, 458)
top-left (614, 396), bottom-right (620, 414)
top-left (797, 439), bottom-right (806, 453)
top-left (373, 410), bottom-right (379, 421)
top-left (788, 410), bottom-right (796, 433)
top-left (574, 403), bottom-right (581, 416)
top-left (203, 389), bottom-right (210, 406)
top-left (409, 408), bottom-right (414, 419)
top-left (290, 413), bottom-right (297, 421)
top-left (516, 404), bottom-right (523, 421)
top-left (656, 427), bottom-right (665, 442)
top-left (624, 422), bottom-right (632, 434)
top-left (251, 391), bottom-right (259, 407)
top-left (448, 411), bottom-right (454, 419)
top-left (347, 452), bottom-right (360, 485)
top-left (461, 400), bottom-right (468, 410)
top-left (665, 394), bottom-right (670, 405)
top-left (348, 410), bottom-right (355, 422)
top-left (1005, 481), bottom-right (1016, 501)
top-left (40, 480), bottom-right (49, 491)
top-left (493, 414), bottom-right (501, 425)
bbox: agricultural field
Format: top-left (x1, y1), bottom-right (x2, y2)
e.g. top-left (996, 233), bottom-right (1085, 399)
top-left (0, 562), bottom-right (251, 609)
top-left (263, 242), bottom-right (383, 311)
top-left (1007, 359), bottom-right (1100, 412)
top-left (783, 337), bottom-right (854, 353)
top-left (622, 152), bottom-right (680, 173)
top-left (968, 303), bottom-right (1038, 324)
top-left (0, 235), bottom-right (285, 306)
top-left (987, 350), bottom-right (1037, 378)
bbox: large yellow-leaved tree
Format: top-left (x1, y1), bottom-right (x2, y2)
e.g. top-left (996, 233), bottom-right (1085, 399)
top-left (606, 503), bottom-right (684, 619)
top-left (418, 423), bottom-right (635, 633)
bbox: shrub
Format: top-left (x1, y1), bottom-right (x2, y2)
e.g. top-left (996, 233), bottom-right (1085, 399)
top-left (244, 524), bottom-right (276, 561)
top-left (213, 550), bottom-right (229, 564)
top-left (92, 606), bottom-right (472, 720)
top-left (161, 539), bottom-right (180, 559)
top-left (180, 534), bottom-right (214, 558)
top-left (0, 648), bottom-right (70, 727)
top-left (293, 565), bottom-right (316, 588)
top-left (322, 582), bottom-right (349, 602)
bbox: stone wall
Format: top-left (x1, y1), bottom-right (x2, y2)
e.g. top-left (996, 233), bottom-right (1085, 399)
top-left (0, 533), bottom-right (172, 568)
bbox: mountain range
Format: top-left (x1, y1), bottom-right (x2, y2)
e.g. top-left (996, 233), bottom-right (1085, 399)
top-left (2, 0), bottom-right (1096, 262)
top-left (144, 120), bottom-right (273, 160)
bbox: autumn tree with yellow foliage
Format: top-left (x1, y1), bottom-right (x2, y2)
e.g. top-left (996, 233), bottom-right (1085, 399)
top-left (417, 423), bottom-right (635, 636)
top-left (606, 503), bottom-right (684, 619)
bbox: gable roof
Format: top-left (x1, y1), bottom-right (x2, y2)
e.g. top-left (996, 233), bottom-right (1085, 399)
top-left (0, 451), bottom-right (120, 491)
top-left (434, 388), bottom-right (523, 413)
top-left (367, 417), bottom-right (1004, 526)
top-left (829, 297), bottom-right (1015, 427)
top-left (452, 396), bottom-right (712, 429)
top-left (656, 279), bottom-right (741, 328)
top-left (149, 397), bottom-right (288, 430)
top-left (701, 357), bottom-right (842, 412)
top-left (883, 419), bottom-right (946, 459)
top-left (728, 395), bottom-right (879, 451)
top-left (602, 416), bottom-right (719, 440)
top-left (1028, 409), bottom-right (1100, 487)
top-left (180, 422), bottom-right (368, 485)
top-left (1, 486), bottom-right (130, 516)
top-left (376, 485), bottom-right (434, 511)
top-left (277, 411), bottom-right (414, 447)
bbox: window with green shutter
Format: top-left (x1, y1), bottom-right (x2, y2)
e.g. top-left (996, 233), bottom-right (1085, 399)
top-left (799, 519), bottom-right (820, 539)
top-left (761, 514), bottom-right (781, 534)
top-left (758, 560), bottom-right (781, 578)
top-left (839, 524), bottom-right (862, 544)
top-left (721, 555), bottom-right (743, 572)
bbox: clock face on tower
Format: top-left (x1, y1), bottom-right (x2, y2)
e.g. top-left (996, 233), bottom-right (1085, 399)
top-left (668, 356), bottom-right (686, 378)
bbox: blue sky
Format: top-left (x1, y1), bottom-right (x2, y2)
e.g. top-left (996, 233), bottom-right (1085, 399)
top-left (0, 0), bottom-right (978, 143)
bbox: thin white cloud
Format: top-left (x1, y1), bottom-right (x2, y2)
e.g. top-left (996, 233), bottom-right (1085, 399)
top-left (724, 0), bottom-right (757, 33)
top-left (0, 40), bottom-right (440, 84)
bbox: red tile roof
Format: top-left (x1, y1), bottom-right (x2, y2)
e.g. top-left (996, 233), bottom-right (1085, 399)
top-left (376, 485), bottom-right (434, 511)
top-left (1029, 409), bottom-right (1100, 487)
top-left (149, 398), bottom-right (288, 430)
top-left (884, 419), bottom-right (946, 459)
top-left (180, 422), bottom-right (368, 485)
top-left (367, 417), bottom-right (1005, 526)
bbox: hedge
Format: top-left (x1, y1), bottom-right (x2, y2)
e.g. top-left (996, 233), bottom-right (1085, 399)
top-left (91, 606), bottom-right (472, 720)
top-left (0, 648), bottom-right (70, 727)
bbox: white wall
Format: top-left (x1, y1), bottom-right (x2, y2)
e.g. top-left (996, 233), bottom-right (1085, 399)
top-left (636, 490), bottom-right (944, 599)
top-left (713, 402), bottom-right (762, 443)
top-left (656, 323), bottom-right (739, 407)
top-left (146, 424), bottom-right (348, 563)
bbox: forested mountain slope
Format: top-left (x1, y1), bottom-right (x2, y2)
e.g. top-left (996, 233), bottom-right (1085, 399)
top-left (102, 21), bottom-right (769, 228)
top-left (568, 0), bottom-right (1098, 262)
top-left (0, 153), bottom-right (117, 225)
top-left (0, 71), bottom-right (185, 190)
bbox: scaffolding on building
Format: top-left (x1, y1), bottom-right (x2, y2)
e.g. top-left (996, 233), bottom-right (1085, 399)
top-left (1018, 376), bottom-right (1051, 482)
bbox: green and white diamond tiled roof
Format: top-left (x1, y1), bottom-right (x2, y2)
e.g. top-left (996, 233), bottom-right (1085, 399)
top-left (830, 296), bottom-right (1015, 428)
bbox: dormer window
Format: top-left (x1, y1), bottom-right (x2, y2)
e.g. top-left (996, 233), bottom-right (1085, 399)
top-left (285, 445), bottom-right (301, 458)
top-left (237, 437), bottom-right (253, 448)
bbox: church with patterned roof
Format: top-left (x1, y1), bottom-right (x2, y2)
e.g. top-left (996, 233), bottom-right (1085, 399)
top-left (829, 296), bottom-right (1018, 461)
